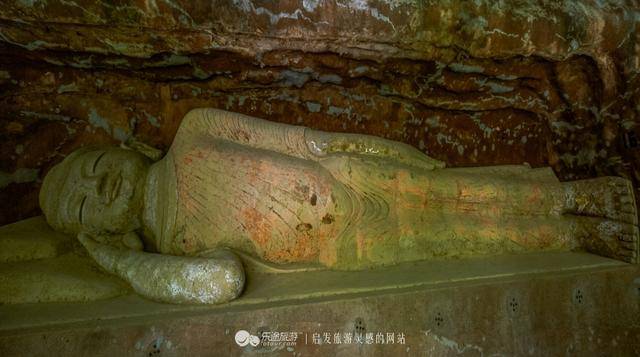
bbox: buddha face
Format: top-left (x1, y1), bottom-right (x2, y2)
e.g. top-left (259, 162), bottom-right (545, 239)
top-left (40, 147), bottom-right (151, 235)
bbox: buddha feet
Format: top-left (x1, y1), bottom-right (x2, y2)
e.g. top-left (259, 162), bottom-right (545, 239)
top-left (565, 177), bottom-right (639, 263)
top-left (564, 176), bottom-right (638, 225)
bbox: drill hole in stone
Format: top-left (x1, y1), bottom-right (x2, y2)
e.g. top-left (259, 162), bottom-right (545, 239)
top-left (573, 288), bottom-right (585, 305)
top-left (434, 312), bottom-right (445, 327)
top-left (507, 297), bottom-right (520, 314)
top-left (354, 317), bottom-right (366, 334)
top-left (148, 341), bottom-right (161, 355)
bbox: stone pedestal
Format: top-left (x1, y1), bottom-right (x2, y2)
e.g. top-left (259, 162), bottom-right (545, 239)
top-left (1, 252), bottom-right (639, 356)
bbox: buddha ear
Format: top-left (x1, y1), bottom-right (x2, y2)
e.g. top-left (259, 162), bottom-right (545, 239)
top-left (120, 137), bottom-right (163, 162)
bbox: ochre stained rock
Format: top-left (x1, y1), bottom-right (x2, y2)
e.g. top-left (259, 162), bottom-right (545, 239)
top-left (1, 0), bottom-right (639, 225)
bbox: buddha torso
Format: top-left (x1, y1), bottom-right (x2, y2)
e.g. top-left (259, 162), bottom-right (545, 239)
top-left (151, 133), bottom-right (354, 265)
top-left (139, 110), bottom-right (570, 269)
top-left (148, 133), bottom-right (477, 269)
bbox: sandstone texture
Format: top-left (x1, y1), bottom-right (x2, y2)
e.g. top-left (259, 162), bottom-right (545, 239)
top-left (1, 0), bottom-right (639, 225)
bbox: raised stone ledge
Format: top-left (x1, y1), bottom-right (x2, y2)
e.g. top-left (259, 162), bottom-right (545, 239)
top-left (1, 251), bottom-right (639, 356)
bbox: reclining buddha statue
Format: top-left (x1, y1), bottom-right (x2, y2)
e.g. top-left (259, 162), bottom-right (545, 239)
top-left (38, 108), bottom-right (638, 304)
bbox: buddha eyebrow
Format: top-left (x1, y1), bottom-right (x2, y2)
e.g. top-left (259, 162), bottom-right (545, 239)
top-left (92, 151), bottom-right (107, 173)
top-left (78, 196), bottom-right (87, 224)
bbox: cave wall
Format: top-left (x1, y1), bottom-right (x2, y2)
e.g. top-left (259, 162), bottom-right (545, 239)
top-left (1, 0), bottom-right (640, 225)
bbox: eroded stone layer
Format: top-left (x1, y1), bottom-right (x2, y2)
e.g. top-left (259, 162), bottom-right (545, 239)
top-left (1, 0), bottom-right (639, 225)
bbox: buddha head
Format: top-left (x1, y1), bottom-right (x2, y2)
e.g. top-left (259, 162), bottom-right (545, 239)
top-left (40, 147), bottom-right (151, 236)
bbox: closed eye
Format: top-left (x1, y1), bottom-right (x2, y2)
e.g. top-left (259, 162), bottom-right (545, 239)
top-left (78, 196), bottom-right (87, 224)
top-left (92, 151), bottom-right (107, 173)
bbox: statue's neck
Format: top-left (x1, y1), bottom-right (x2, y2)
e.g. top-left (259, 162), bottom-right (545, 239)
top-left (141, 160), bottom-right (164, 252)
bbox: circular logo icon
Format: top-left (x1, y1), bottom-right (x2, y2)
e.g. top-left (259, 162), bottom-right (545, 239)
top-left (235, 330), bottom-right (251, 346)
top-left (235, 330), bottom-right (261, 347)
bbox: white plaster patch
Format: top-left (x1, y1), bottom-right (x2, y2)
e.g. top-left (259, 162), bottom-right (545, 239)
top-left (352, 65), bottom-right (369, 74)
top-left (143, 111), bottom-right (161, 128)
top-left (88, 108), bottom-right (110, 132)
top-left (318, 74), bottom-right (342, 84)
top-left (280, 70), bottom-right (310, 88)
top-left (88, 108), bottom-right (130, 142)
top-left (335, 0), bottom-right (396, 29)
top-left (57, 83), bottom-right (79, 94)
top-left (449, 63), bottom-right (484, 74)
top-left (425, 331), bottom-right (487, 355)
top-left (302, 0), bottom-right (322, 12)
top-left (306, 101), bottom-right (322, 113)
top-left (20, 111), bottom-right (71, 122)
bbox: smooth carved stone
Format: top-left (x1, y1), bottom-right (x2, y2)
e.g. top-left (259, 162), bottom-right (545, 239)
top-left (0, 216), bottom-right (70, 263)
top-left (0, 252), bottom-right (129, 304)
top-left (0, 216), bottom-right (130, 304)
top-left (29, 108), bottom-right (639, 304)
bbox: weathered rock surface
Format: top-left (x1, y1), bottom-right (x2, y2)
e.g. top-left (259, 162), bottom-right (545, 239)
top-left (1, 0), bottom-right (639, 225)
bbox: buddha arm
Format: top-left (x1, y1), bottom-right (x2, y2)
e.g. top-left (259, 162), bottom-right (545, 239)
top-left (181, 108), bottom-right (312, 160)
top-left (78, 233), bottom-right (245, 304)
top-left (182, 108), bottom-right (445, 170)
